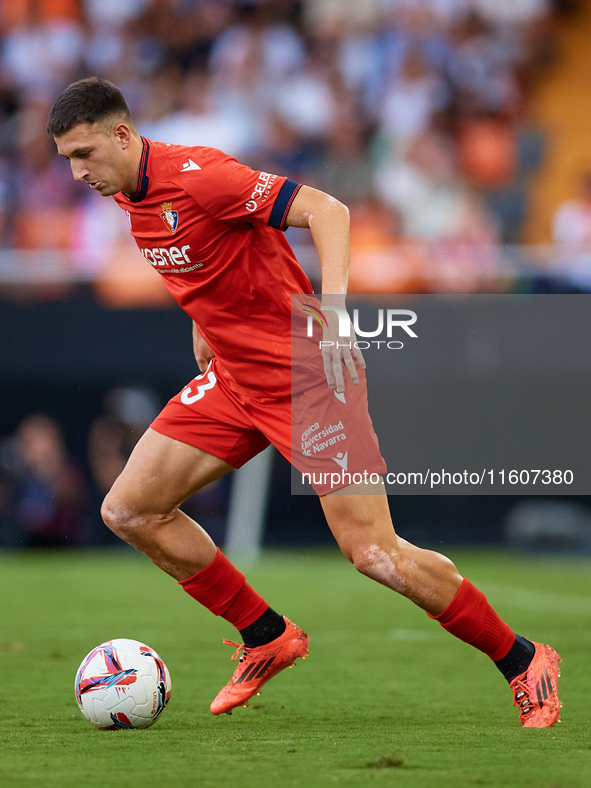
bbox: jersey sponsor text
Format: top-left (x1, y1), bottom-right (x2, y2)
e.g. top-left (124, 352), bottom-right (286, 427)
top-left (245, 172), bottom-right (277, 212)
top-left (142, 245), bottom-right (193, 267)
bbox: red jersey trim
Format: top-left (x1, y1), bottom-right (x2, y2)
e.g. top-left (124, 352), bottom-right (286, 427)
top-left (268, 179), bottom-right (302, 230)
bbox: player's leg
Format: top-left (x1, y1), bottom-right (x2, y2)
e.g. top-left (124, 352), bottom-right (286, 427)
top-left (319, 483), bottom-right (462, 612)
top-left (101, 426), bottom-right (229, 576)
top-left (102, 428), bottom-right (282, 640)
top-left (102, 425), bottom-right (305, 615)
top-left (101, 367), bottom-right (310, 715)
top-left (320, 481), bottom-right (561, 728)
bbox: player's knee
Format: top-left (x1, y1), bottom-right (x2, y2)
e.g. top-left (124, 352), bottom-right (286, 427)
top-left (350, 544), bottom-right (409, 594)
top-left (101, 492), bottom-right (177, 545)
top-left (101, 494), bottom-right (127, 536)
top-left (350, 545), bottom-right (387, 576)
top-left (101, 494), bottom-right (143, 541)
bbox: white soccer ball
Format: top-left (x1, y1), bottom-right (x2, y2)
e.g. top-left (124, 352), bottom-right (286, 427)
top-left (75, 638), bottom-right (171, 729)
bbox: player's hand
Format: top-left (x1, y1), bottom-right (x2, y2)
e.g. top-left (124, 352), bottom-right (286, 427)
top-left (321, 308), bottom-right (365, 394)
top-left (192, 322), bottom-right (214, 372)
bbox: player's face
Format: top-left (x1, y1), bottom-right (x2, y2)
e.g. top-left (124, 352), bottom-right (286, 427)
top-left (55, 122), bottom-right (132, 196)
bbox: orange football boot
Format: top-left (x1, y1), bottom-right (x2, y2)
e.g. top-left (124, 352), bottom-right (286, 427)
top-left (510, 642), bottom-right (562, 728)
top-left (210, 617), bottom-right (309, 715)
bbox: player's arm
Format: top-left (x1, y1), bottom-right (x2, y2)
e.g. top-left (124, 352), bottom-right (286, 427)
top-left (192, 322), bottom-right (214, 373)
top-left (285, 185), bottom-right (364, 393)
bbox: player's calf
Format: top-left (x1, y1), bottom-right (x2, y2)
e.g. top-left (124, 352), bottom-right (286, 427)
top-left (101, 490), bottom-right (218, 581)
top-left (340, 536), bottom-right (463, 614)
top-left (321, 491), bottom-right (463, 613)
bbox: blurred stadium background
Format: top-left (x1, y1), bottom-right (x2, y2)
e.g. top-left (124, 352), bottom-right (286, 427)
top-left (2, 0), bottom-right (591, 553)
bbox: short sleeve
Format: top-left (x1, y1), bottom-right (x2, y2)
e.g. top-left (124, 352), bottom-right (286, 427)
top-left (175, 148), bottom-right (301, 230)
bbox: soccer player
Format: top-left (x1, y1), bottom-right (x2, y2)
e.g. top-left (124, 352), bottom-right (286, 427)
top-left (48, 78), bottom-right (561, 727)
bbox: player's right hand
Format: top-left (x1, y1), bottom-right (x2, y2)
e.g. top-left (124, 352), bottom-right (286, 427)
top-left (321, 309), bottom-right (365, 394)
top-left (192, 322), bottom-right (215, 372)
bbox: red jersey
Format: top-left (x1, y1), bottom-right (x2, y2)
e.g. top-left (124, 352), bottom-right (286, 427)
top-left (113, 138), bottom-right (315, 396)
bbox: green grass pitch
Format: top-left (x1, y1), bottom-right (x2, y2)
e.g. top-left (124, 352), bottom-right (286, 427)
top-left (1, 547), bottom-right (590, 788)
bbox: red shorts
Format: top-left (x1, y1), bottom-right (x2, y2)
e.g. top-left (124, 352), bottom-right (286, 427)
top-left (150, 357), bottom-right (386, 495)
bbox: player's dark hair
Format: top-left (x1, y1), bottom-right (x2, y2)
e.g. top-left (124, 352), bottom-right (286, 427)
top-left (47, 77), bottom-right (132, 137)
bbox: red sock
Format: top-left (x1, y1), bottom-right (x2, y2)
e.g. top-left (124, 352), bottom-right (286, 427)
top-left (179, 548), bottom-right (269, 631)
top-left (428, 577), bottom-right (515, 661)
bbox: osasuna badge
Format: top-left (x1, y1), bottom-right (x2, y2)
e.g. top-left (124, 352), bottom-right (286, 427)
top-left (160, 202), bottom-right (179, 234)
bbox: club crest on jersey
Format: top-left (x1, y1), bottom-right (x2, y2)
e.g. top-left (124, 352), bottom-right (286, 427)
top-left (159, 202), bottom-right (179, 235)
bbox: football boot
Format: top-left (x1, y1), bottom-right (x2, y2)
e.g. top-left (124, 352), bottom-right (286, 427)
top-left (210, 616), bottom-right (309, 715)
top-left (510, 642), bottom-right (562, 728)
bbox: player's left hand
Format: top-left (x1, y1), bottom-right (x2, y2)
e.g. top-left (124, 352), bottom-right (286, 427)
top-left (321, 309), bottom-right (365, 394)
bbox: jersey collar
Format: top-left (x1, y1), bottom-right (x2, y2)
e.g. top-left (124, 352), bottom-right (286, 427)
top-left (126, 136), bottom-right (150, 203)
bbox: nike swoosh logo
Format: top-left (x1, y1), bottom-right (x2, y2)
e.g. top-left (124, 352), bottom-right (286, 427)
top-left (181, 159), bottom-right (201, 171)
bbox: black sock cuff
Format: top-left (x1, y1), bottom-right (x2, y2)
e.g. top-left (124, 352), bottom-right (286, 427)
top-left (239, 607), bottom-right (286, 648)
top-left (494, 634), bottom-right (535, 683)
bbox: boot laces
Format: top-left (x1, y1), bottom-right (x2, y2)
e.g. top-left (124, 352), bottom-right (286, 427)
top-left (512, 677), bottom-right (534, 716)
top-left (222, 639), bottom-right (249, 662)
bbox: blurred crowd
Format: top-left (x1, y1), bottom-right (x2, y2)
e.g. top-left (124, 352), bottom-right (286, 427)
top-left (0, 0), bottom-right (580, 294)
top-left (0, 388), bottom-right (229, 547)
top-left (1, 1), bottom-right (588, 549)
